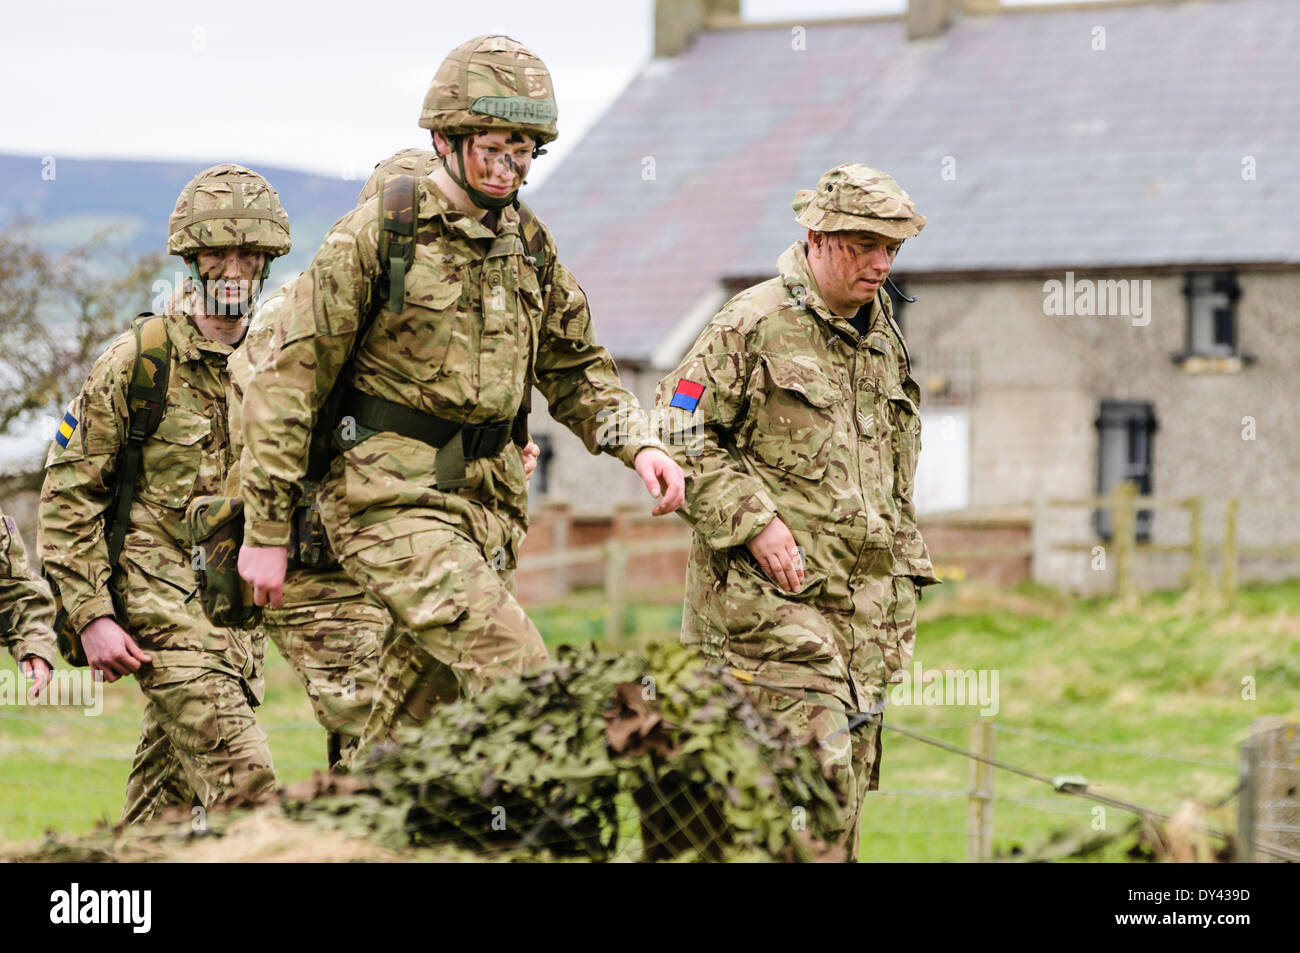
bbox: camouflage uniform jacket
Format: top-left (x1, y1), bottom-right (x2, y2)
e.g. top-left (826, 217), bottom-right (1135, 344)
top-left (656, 242), bottom-right (938, 705)
top-left (227, 290), bottom-right (375, 606)
top-left (239, 176), bottom-right (661, 566)
top-left (0, 511), bottom-right (58, 666)
top-left (39, 289), bottom-right (255, 676)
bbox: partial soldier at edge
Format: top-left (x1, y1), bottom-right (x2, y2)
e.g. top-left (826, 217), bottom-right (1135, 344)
top-left (0, 510), bottom-right (57, 699)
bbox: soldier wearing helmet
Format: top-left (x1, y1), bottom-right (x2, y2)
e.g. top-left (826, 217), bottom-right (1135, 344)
top-left (654, 164), bottom-right (940, 859)
top-left (39, 164), bottom-right (287, 821)
top-left (236, 35), bottom-right (685, 752)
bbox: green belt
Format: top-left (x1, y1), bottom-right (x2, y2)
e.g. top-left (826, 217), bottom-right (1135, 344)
top-left (340, 388), bottom-right (516, 490)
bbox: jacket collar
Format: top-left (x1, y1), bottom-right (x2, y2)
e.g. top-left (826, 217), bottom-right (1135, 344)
top-left (421, 176), bottom-right (520, 242)
top-left (777, 241), bottom-right (882, 343)
top-left (161, 280), bottom-right (243, 363)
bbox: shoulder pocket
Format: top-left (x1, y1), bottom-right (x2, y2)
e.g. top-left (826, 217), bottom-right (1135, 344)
top-left (543, 273), bottom-right (592, 344)
top-left (745, 355), bottom-right (842, 479)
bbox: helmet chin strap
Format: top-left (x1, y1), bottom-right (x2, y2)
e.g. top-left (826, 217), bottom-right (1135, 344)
top-left (187, 260), bottom-right (265, 319)
top-left (444, 134), bottom-right (517, 210)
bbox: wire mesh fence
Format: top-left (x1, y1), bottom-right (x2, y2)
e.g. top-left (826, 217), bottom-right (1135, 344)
top-left (0, 641), bottom-right (1279, 862)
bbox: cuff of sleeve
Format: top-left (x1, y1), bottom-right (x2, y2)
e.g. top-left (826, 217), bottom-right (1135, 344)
top-left (699, 489), bottom-right (779, 550)
top-left (68, 593), bottom-right (118, 635)
top-left (13, 633), bottom-right (58, 668)
top-left (617, 437), bottom-right (669, 469)
top-left (899, 556), bottom-right (941, 587)
top-left (247, 520), bottom-right (293, 547)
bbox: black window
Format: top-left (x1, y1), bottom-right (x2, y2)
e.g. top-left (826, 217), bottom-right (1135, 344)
top-left (1095, 401), bottom-right (1157, 542)
top-left (532, 433), bottom-right (554, 496)
top-left (1183, 272), bottom-right (1240, 357)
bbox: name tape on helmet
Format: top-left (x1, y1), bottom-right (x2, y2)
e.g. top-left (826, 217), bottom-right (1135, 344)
top-left (470, 95), bottom-right (557, 127)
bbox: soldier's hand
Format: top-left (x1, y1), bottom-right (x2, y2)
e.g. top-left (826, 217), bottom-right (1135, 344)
top-left (81, 616), bottom-right (152, 683)
top-left (19, 656), bottom-right (53, 700)
top-left (634, 447), bottom-right (685, 516)
top-left (238, 544), bottom-right (287, 609)
top-left (746, 517), bottom-right (805, 593)
top-left (522, 441), bottom-right (541, 483)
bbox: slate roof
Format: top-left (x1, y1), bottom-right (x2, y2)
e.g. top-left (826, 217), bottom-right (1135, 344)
top-left (528, 0), bottom-right (1300, 363)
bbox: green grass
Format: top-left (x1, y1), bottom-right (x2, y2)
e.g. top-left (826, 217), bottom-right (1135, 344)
top-left (2, 582), bottom-right (1296, 860)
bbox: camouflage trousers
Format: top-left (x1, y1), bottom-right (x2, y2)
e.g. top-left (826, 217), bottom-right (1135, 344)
top-left (113, 549), bottom-right (278, 825)
top-left (685, 543), bottom-right (921, 860)
top-left (262, 581), bottom-right (386, 770)
top-left (121, 662), bottom-right (277, 825)
top-left (341, 525), bottom-right (551, 761)
top-left (754, 688), bottom-right (883, 861)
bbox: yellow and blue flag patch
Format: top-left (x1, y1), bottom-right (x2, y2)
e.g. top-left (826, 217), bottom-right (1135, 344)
top-left (54, 411), bottom-right (77, 448)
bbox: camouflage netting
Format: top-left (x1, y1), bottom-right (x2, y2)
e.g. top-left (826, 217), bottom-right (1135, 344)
top-left (8, 643), bottom-right (846, 863)
top-left (287, 642), bottom-right (845, 861)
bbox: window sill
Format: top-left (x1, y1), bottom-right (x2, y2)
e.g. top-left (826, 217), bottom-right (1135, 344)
top-left (1170, 353), bottom-right (1255, 374)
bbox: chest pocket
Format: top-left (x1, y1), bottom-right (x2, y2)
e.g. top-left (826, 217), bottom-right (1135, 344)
top-left (745, 355), bottom-right (842, 480)
top-left (137, 408), bottom-right (211, 509)
top-left (369, 260), bottom-right (462, 381)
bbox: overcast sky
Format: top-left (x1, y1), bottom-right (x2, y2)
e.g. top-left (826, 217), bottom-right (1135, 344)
top-left (1, 0), bottom-right (1098, 185)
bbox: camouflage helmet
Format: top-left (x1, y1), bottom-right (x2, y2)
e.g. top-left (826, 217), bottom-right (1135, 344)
top-left (418, 34), bottom-right (558, 146)
top-left (793, 164), bottom-right (925, 240)
top-left (167, 164), bottom-right (291, 260)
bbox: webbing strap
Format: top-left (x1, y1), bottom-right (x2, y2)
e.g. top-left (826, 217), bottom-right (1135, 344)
top-left (340, 388), bottom-right (514, 490)
top-left (105, 315), bottom-right (170, 568)
top-left (378, 174), bottom-right (417, 313)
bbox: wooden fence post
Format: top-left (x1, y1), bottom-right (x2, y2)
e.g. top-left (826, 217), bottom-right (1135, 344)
top-left (1031, 495), bottom-right (1048, 584)
top-left (1242, 717), bottom-right (1300, 863)
top-left (1236, 733), bottom-right (1258, 863)
top-left (1222, 498), bottom-right (1239, 601)
top-left (604, 540), bottom-right (628, 645)
top-left (966, 720), bottom-right (995, 862)
top-left (1186, 496), bottom-right (1208, 595)
top-left (1112, 481), bottom-right (1137, 602)
top-left (552, 507), bottom-right (569, 601)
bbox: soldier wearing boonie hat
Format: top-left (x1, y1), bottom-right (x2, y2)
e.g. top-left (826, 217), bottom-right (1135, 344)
top-left (656, 162), bottom-right (938, 860)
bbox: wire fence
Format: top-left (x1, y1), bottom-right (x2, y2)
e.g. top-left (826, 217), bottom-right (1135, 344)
top-left (2, 649), bottom-right (1294, 862)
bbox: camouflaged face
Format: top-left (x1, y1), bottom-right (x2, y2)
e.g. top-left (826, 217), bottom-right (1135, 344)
top-left (168, 163), bottom-right (291, 259)
top-left (419, 34), bottom-right (558, 144)
top-left (793, 163), bottom-right (925, 240)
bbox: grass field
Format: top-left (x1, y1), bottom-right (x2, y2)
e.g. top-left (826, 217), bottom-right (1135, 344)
top-left (2, 580), bottom-right (1297, 861)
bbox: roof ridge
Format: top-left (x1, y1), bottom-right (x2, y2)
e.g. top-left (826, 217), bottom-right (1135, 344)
top-left (701, 0), bottom-right (1239, 34)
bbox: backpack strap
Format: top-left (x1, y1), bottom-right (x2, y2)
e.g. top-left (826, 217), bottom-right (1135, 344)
top-left (105, 313), bottom-right (171, 568)
top-left (516, 201), bottom-right (550, 279)
top-left (376, 174), bottom-right (418, 314)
